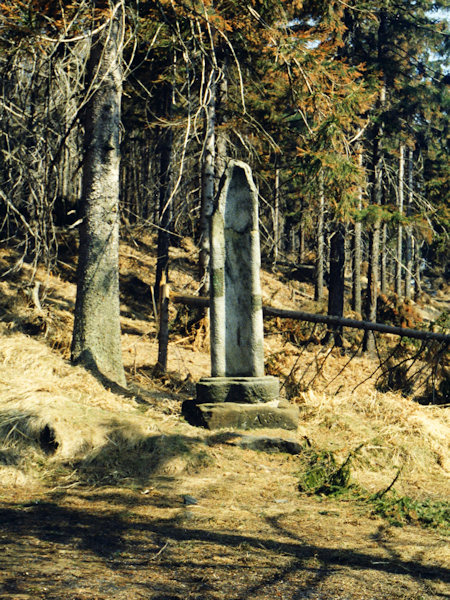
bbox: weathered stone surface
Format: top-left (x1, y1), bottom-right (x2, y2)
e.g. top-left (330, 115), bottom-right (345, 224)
top-left (209, 160), bottom-right (265, 377)
top-left (196, 376), bottom-right (279, 405)
top-left (236, 435), bottom-right (302, 454)
top-left (193, 159), bottom-right (283, 427)
top-left (208, 432), bottom-right (302, 454)
top-left (182, 400), bottom-right (299, 431)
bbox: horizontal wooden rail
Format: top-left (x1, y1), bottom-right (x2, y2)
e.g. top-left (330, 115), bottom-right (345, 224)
top-left (171, 293), bottom-right (450, 344)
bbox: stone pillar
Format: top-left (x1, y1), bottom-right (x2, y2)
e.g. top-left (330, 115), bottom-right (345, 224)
top-left (210, 161), bottom-right (264, 377)
top-left (183, 160), bottom-right (298, 431)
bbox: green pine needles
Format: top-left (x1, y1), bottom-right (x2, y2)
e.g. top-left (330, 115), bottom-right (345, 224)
top-left (296, 442), bottom-right (449, 532)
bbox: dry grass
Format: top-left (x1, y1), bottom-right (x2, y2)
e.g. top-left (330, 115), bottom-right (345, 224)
top-left (0, 233), bottom-right (448, 502)
top-left (0, 323), bottom-right (448, 503)
top-left (1, 236), bottom-right (449, 599)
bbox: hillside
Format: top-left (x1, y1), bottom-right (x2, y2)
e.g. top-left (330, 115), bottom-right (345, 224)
top-left (0, 233), bottom-right (449, 600)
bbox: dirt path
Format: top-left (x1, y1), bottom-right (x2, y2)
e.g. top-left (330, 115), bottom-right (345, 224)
top-left (1, 480), bottom-right (448, 600)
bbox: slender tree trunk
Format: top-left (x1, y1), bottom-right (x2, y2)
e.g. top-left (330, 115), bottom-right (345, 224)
top-left (154, 81), bottom-right (174, 303)
top-left (216, 53), bottom-right (228, 180)
top-left (198, 68), bottom-right (216, 296)
top-left (298, 217), bottom-right (305, 264)
top-left (363, 85), bottom-right (385, 353)
top-left (315, 174), bottom-right (325, 302)
top-left (396, 144), bottom-right (405, 296)
top-left (352, 152), bottom-right (363, 314)
top-left (154, 125), bottom-right (173, 303)
top-left (71, 7), bottom-right (126, 387)
top-left (405, 147), bottom-right (414, 299)
top-left (380, 222), bottom-right (388, 295)
top-left (414, 239), bottom-right (422, 299)
top-left (273, 167), bottom-right (280, 266)
top-left (326, 221), bottom-right (345, 346)
top-left (364, 9), bottom-right (388, 352)
top-left (364, 219), bottom-right (380, 352)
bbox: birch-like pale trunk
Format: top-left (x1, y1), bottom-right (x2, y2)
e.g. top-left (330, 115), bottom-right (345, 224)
top-left (71, 5), bottom-right (126, 387)
top-left (405, 147), bottom-right (414, 299)
top-left (396, 144), bottom-right (405, 296)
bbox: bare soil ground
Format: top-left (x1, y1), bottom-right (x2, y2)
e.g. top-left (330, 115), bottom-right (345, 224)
top-left (0, 233), bottom-right (448, 599)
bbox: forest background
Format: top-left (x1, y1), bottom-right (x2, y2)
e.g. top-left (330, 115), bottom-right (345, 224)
top-left (0, 4), bottom-right (449, 598)
top-left (0, 0), bottom-right (448, 387)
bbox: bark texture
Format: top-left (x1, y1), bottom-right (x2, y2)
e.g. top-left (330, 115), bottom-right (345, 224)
top-left (71, 10), bottom-right (126, 387)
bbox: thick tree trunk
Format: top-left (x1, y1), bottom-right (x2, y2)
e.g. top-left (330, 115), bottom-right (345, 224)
top-left (314, 175), bottom-right (325, 302)
top-left (71, 8), bottom-right (126, 388)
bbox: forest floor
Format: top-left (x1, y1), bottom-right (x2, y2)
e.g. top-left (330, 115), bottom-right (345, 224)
top-left (0, 231), bottom-right (449, 600)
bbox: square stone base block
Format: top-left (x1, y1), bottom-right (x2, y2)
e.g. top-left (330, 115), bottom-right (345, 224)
top-left (196, 376), bottom-right (279, 404)
top-left (182, 400), bottom-right (299, 431)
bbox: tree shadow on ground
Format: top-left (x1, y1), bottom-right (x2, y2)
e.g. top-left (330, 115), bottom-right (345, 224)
top-left (0, 497), bottom-right (448, 600)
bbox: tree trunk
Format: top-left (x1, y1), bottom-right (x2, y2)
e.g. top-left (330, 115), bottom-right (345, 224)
top-left (352, 149), bottom-right (363, 315)
top-left (405, 147), bottom-right (414, 299)
top-left (216, 53), bottom-right (228, 180)
top-left (364, 9), bottom-right (388, 352)
top-left (154, 81), bottom-right (174, 303)
top-left (71, 8), bottom-right (126, 388)
top-left (298, 218), bottom-right (305, 264)
top-left (396, 144), bottom-right (405, 296)
top-left (363, 85), bottom-right (385, 353)
top-left (314, 174), bottom-right (325, 302)
top-left (326, 221), bottom-right (345, 346)
top-left (273, 167), bottom-right (280, 266)
top-left (414, 239), bottom-right (422, 300)
top-left (380, 222), bottom-right (388, 295)
top-left (198, 68), bottom-right (216, 296)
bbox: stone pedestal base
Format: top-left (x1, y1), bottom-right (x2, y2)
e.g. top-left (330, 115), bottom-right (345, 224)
top-left (196, 376), bottom-right (279, 405)
top-left (182, 400), bottom-right (299, 431)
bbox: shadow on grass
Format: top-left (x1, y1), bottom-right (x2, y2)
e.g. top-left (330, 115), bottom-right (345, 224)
top-left (68, 425), bottom-right (213, 488)
top-left (0, 407), bottom-right (211, 490)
